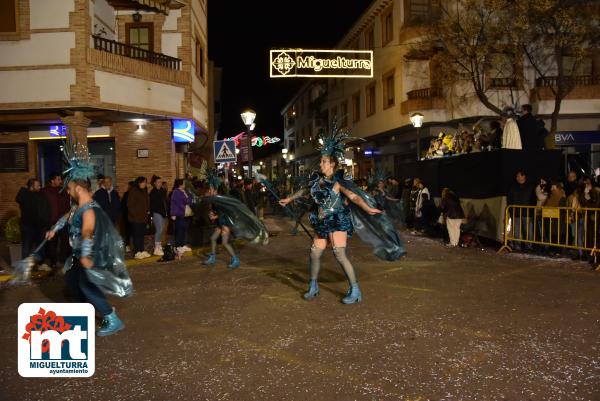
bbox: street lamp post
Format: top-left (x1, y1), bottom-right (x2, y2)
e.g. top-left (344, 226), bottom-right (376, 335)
top-left (281, 148), bottom-right (288, 180)
top-left (410, 112), bottom-right (424, 161)
top-left (240, 109), bottom-right (256, 178)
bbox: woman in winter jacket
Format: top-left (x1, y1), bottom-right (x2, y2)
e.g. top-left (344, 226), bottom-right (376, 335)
top-left (170, 179), bottom-right (193, 253)
top-left (128, 176), bottom-right (150, 258)
top-left (149, 175), bottom-right (169, 256)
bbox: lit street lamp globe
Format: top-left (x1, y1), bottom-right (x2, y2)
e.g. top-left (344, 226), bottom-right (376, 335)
top-left (240, 109), bottom-right (256, 126)
top-left (240, 109), bottom-right (256, 179)
top-left (410, 112), bottom-right (424, 128)
top-left (410, 112), bottom-right (425, 161)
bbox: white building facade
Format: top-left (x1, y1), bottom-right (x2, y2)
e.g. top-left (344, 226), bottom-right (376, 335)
top-left (0, 0), bottom-right (211, 225)
top-left (282, 0), bottom-right (600, 179)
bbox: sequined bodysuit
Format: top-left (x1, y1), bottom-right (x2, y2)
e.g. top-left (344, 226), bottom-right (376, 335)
top-left (309, 171), bottom-right (353, 238)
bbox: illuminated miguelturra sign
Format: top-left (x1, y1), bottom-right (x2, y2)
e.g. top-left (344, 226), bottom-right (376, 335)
top-left (270, 49), bottom-right (373, 78)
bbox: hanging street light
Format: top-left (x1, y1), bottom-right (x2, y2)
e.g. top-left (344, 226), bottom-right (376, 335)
top-left (240, 109), bottom-right (256, 178)
top-left (410, 112), bottom-right (424, 161)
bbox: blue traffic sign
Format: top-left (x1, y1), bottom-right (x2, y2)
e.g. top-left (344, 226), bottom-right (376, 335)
top-left (214, 140), bottom-right (237, 163)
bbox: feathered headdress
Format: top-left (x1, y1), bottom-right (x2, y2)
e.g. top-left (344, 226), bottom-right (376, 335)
top-left (317, 120), bottom-right (356, 163)
top-left (206, 169), bottom-right (221, 189)
top-left (62, 130), bottom-right (95, 187)
top-left (367, 168), bottom-right (389, 187)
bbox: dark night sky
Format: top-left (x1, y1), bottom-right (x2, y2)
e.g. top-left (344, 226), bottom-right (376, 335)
top-left (207, 1), bottom-right (371, 158)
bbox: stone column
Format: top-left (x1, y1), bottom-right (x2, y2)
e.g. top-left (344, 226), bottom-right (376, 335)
top-left (61, 111), bottom-right (91, 148)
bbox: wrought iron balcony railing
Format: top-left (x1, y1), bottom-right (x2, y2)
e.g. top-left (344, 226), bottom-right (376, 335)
top-left (535, 75), bottom-right (600, 87)
top-left (92, 35), bottom-right (181, 71)
top-left (407, 87), bottom-right (443, 100)
top-left (490, 77), bottom-right (517, 88)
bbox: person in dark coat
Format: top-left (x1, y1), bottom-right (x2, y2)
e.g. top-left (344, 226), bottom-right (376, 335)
top-left (149, 175), bottom-right (169, 256)
top-left (93, 176), bottom-right (121, 224)
top-left (41, 173), bottom-right (71, 267)
top-left (440, 188), bottom-right (466, 246)
top-left (564, 170), bottom-right (579, 198)
top-left (229, 180), bottom-right (244, 201)
top-left (488, 120), bottom-right (503, 150)
top-left (128, 177), bottom-right (150, 259)
top-left (387, 177), bottom-right (400, 199)
top-left (120, 181), bottom-right (134, 251)
top-left (420, 193), bottom-right (440, 236)
top-left (241, 179), bottom-right (258, 215)
top-left (400, 179), bottom-right (412, 226)
top-left (517, 104), bottom-right (548, 151)
top-left (507, 170), bottom-right (536, 251)
top-left (16, 178), bottom-right (50, 259)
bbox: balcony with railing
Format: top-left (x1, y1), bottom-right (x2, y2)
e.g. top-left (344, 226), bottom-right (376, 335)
top-left (93, 35), bottom-right (181, 70)
top-left (489, 77), bottom-right (518, 88)
top-left (87, 35), bottom-right (188, 86)
top-left (531, 75), bottom-right (600, 101)
top-left (402, 87), bottom-right (445, 114)
top-left (407, 87), bottom-right (443, 100)
top-left (536, 75), bottom-right (600, 87)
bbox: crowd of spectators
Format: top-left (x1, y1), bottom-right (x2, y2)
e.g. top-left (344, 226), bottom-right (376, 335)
top-left (507, 169), bottom-right (598, 263)
top-left (12, 171), bottom-right (275, 269)
top-left (10, 162), bottom-right (600, 271)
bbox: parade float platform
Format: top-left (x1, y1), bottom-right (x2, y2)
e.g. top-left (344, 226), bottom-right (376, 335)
top-left (398, 150), bottom-right (564, 241)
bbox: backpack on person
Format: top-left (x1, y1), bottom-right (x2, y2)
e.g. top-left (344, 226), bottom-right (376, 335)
top-left (158, 244), bottom-right (176, 262)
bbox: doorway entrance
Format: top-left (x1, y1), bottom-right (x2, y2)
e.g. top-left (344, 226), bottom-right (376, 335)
top-left (37, 139), bottom-right (116, 187)
top-left (37, 141), bottom-right (64, 185)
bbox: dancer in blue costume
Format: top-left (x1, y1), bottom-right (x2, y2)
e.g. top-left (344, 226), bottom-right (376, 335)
top-left (46, 134), bottom-right (132, 336)
top-left (202, 172), bottom-right (240, 269)
top-left (279, 123), bottom-right (405, 304)
top-left (368, 169), bottom-right (405, 225)
top-left (200, 171), bottom-right (269, 268)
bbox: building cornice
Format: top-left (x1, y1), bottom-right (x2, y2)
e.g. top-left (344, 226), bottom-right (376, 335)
top-left (335, 0), bottom-right (392, 50)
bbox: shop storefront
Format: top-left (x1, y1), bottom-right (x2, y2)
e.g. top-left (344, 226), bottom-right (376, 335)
top-left (555, 130), bottom-right (600, 175)
top-left (30, 126), bottom-right (116, 188)
top-left (22, 119), bottom-right (208, 194)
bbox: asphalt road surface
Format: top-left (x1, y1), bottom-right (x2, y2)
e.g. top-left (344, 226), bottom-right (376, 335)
top-left (1, 218), bottom-right (599, 400)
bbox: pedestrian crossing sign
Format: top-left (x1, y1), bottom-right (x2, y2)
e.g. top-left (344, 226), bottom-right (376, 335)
top-left (214, 140), bottom-right (237, 163)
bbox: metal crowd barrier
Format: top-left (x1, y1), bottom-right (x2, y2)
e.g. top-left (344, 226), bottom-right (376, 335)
top-left (498, 205), bottom-right (600, 255)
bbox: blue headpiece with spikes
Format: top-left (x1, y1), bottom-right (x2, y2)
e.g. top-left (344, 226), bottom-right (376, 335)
top-left (317, 120), bottom-right (354, 163)
top-left (367, 168), bottom-right (389, 187)
top-left (62, 130), bottom-right (95, 187)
